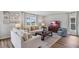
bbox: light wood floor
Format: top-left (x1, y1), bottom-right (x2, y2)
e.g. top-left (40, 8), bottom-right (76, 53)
top-left (51, 35), bottom-right (79, 48)
top-left (0, 38), bottom-right (13, 48)
top-left (0, 35), bottom-right (79, 48)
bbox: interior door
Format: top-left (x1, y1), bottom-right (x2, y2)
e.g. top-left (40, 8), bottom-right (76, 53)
top-left (68, 13), bottom-right (77, 35)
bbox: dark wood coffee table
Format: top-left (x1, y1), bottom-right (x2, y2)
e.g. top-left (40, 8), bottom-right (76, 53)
top-left (35, 30), bottom-right (52, 41)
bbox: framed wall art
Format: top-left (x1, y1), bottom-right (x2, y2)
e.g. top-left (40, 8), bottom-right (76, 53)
top-left (3, 11), bottom-right (20, 24)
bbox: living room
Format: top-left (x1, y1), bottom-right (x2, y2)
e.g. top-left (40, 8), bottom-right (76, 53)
top-left (0, 11), bottom-right (79, 48)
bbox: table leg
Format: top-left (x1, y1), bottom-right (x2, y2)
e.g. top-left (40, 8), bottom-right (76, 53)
top-left (41, 36), bottom-right (44, 41)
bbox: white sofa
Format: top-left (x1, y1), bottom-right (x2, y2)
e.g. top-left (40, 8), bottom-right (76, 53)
top-left (11, 28), bottom-right (61, 48)
top-left (11, 28), bottom-right (23, 48)
top-left (11, 28), bottom-right (41, 48)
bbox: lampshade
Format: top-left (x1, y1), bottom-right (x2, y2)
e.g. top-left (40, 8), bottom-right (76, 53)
top-left (41, 23), bottom-right (45, 26)
top-left (15, 23), bottom-right (21, 29)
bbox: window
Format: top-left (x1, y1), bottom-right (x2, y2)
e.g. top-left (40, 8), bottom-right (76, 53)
top-left (70, 17), bottom-right (76, 30)
top-left (71, 18), bottom-right (75, 23)
top-left (71, 24), bottom-right (75, 30)
top-left (24, 15), bottom-right (37, 26)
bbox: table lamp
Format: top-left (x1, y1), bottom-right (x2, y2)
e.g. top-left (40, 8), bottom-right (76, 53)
top-left (15, 23), bottom-right (21, 29)
top-left (41, 23), bottom-right (45, 27)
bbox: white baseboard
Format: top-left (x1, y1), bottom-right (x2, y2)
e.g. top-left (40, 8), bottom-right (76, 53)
top-left (0, 34), bottom-right (10, 39)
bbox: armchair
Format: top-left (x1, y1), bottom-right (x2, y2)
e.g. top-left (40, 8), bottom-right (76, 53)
top-left (57, 28), bottom-right (67, 37)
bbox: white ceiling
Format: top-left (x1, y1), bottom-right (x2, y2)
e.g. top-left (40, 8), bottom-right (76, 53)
top-left (26, 11), bottom-right (72, 16)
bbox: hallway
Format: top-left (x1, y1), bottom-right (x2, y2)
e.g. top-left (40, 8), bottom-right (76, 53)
top-left (52, 35), bottom-right (79, 48)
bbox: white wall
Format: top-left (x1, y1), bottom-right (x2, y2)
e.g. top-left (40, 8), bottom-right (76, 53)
top-left (45, 12), bottom-right (79, 35)
top-left (45, 13), bottom-right (68, 28)
top-left (22, 12), bottom-right (45, 25)
top-left (77, 11), bottom-right (79, 35)
top-left (0, 12), bottom-right (9, 38)
top-left (0, 11), bottom-right (45, 38)
top-left (68, 12), bottom-right (77, 35)
top-left (0, 11), bottom-right (22, 39)
top-left (37, 15), bottom-right (45, 25)
top-left (1, 11), bottom-right (79, 38)
top-left (0, 12), bottom-right (3, 37)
